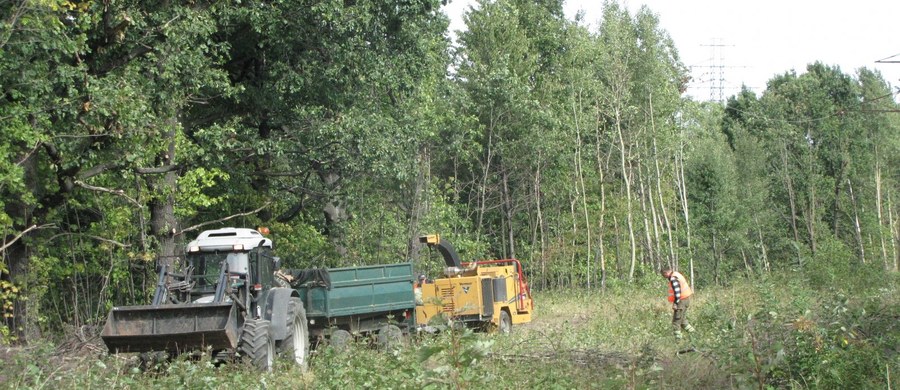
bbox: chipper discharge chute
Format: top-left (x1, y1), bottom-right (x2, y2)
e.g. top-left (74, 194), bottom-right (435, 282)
top-left (101, 302), bottom-right (238, 353)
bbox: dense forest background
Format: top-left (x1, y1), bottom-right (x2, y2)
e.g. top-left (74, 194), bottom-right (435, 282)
top-left (2, 0), bottom-right (898, 344)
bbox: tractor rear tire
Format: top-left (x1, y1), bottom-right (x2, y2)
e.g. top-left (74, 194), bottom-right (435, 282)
top-left (238, 319), bottom-right (275, 372)
top-left (277, 297), bottom-right (309, 371)
top-left (498, 310), bottom-right (512, 334)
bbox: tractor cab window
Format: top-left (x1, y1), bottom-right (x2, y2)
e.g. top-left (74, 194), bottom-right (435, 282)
top-left (188, 251), bottom-right (250, 288)
top-left (251, 248), bottom-right (275, 289)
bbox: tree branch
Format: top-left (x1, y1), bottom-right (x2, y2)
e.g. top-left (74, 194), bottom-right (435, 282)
top-left (79, 161), bottom-right (123, 180)
top-left (74, 180), bottom-right (143, 208)
top-left (46, 232), bottom-right (130, 248)
top-left (0, 224), bottom-right (55, 253)
top-left (134, 165), bottom-right (179, 175)
top-left (177, 202), bottom-right (271, 236)
top-left (15, 141), bottom-right (42, 166)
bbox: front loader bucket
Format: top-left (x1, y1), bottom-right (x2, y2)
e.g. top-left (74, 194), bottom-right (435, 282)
top-left (101, 303), bottom-right (239, 353)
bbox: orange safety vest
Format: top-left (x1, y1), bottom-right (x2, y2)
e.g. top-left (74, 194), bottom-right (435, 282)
top-left (666, 271), bottom-right (693, 303)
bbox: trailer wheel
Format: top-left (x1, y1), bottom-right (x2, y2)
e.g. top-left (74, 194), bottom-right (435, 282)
top-left (376, 324), bottom-right (403, 349)
top-left (238, 319), bottom-right (275, 372)
top-left (329, 329), bottom-right (352, 351)
top-left (277, 297), bottom-right (309, 371)
top-left (498, 310), bottom-right (512, 334)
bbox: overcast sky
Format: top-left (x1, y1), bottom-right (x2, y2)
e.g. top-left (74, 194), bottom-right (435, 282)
top-left (443, 0), bottom-right (900, 102)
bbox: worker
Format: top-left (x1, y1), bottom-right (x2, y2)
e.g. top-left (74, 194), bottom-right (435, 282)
top-left (414, 274), bottom-right (426, 305)
top-left (661, 268), bottom-right (695, 339)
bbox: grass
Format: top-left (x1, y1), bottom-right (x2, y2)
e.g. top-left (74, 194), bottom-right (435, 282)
top-left (1, 269), bottom-right (898, 389)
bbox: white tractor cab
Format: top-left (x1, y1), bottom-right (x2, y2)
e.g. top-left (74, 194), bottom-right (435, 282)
top-left (184, 228), bottom-right (279, 305)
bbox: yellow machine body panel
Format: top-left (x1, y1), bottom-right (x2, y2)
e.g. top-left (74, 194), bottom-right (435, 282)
top-left (416, 263), bottom-right (533, 329)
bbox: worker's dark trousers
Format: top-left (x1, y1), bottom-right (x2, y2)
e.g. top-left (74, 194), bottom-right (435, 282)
top-left (672, 297), bottom-right (691, 332)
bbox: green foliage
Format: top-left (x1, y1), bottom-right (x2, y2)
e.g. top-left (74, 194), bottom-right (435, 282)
top-left (419, 328), bottom-right (494, 388)
top-left (175, 167), bottom-right (230, 219)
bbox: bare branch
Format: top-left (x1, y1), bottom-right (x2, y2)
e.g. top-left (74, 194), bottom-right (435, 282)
top-left (0, 0), bottom-right (28, 50)
top-left (15, 141), bottom-right (42, 166)
top-left (177, 203), bottom-right (271, 236)
top-left (46, 233), bottom-right (131, 248)
top-left (74, 180), bottom-right (143, 208)
top-left (0, 224), bottom-right (55, 253)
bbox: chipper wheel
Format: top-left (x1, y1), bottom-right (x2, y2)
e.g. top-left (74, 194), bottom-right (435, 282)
top-left (277, 297), bottom-right (309, 371)
top-left (238, 319), bottom-right (275, 371)
top-left (498, 310), bottom-right (512, 334)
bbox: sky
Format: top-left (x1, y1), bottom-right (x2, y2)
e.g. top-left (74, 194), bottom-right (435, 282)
top-left (443, 0), bottom-right (900, 102)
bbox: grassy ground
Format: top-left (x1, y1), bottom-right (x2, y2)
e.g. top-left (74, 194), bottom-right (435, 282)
top-left (1, 270), bottom-right (898, 389)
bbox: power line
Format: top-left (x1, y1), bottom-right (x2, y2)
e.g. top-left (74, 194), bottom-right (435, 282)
top-left (875, 53), bottom-right (900, 64)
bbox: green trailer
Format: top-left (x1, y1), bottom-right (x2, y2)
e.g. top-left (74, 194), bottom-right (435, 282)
top-left (286, 262), bottom-right (416, 346)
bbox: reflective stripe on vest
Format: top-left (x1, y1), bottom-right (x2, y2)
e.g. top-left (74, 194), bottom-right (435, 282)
top-left (667, 271), bottom-right (693, 302)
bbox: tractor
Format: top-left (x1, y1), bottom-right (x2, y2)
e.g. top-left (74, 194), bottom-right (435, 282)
top-left (101, 227), bottom-right (308, 371)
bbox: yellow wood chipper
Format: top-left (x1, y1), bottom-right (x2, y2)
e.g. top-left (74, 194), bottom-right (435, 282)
top-left (415, 235), bottom-right (533, 333)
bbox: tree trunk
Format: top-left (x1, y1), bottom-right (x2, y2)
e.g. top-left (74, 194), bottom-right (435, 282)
top-left (502, 167), bottom-right (515, 259)
top-left (3, 239), bottom-right (29, 343)
top-left (676, 138), bottom-right (693, 282)
top-left (780, 142), bottom-right (802, 265)
top-left (637, 169), bottom-right (654, 268)
top-left (148, 121), bottom-right (179, 266)
top-left (755, 216), bottom-right (770, 273)
top-left (646, 168), bottom-right (663, 270)
top-left (573, 102), bottom-right (591, 289)
top-left (649, 94), bottom-right (676, 268)
top-left (875, 147), bottom-right (889, 270)
top-left (593, 105), bottom-right (609, 291)
top-left (569, 192), bottom-right (577, 287)
top-left (712, 231), bottom-right (720, 285)
top-left (805, 135), bottom-right (817, 256)
top-left (3, 145), bottom-right (39, 343)
top-left (847, 179), bottom-right (865, 264)
top-left (319, 169), bottom-right (347, 258)
top-left (533, 161), bottom-right (548, 290)
top-left (888, 188), bottom-right (898, 272)
top-left (477, 124), bottom-right (495, 240)
top-left (406, 147), bottom-right (429, 263)
top-left (615, 105), bottom-right (637, 282)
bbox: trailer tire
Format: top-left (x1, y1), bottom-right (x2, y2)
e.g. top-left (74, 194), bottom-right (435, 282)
top-left (376, 324), bottom-right (403, 349)
top-left (329, 329), bottom-right (352, 351)
top-left (498, 310), bottom-right (512, 334)
top-left (277, 297), bottom-right (309, 371)
top-left (238, 319), bottom-right (275, 372)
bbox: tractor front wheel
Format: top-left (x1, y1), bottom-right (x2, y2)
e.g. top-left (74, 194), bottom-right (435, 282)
top-left (238, 319), bottom-right (275, 371)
